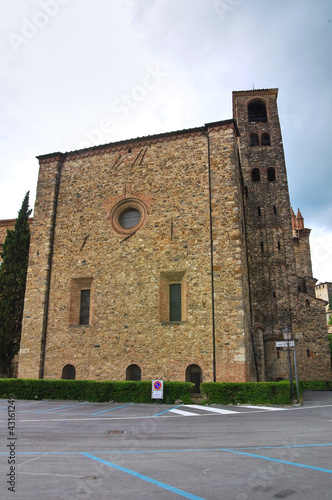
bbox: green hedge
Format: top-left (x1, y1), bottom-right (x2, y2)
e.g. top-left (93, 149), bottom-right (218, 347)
top-left (299, 380), bottom-right (332, 391)
top-left (2, 379), bottom-right (330, 405)
top-left (0, 379), bottom-right (194, 404)
top-left (200, 381), bottom-right (293, 405)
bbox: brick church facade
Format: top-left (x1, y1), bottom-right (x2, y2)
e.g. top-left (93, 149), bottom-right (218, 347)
top-left (17, 88), bottom-right (331, 385)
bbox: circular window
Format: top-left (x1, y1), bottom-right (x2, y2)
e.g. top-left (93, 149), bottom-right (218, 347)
top-left (120, 208), bottom-right (140, 229)
top-left (111, 198), bottom-right (147, 235)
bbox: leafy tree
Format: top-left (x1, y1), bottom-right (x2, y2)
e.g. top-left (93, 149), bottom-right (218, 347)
top-left (0, 192), bottom-right (31, 377)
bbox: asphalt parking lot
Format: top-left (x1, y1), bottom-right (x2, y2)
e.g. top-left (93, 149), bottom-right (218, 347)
top-left (0, 391), bottom-right (332, 499)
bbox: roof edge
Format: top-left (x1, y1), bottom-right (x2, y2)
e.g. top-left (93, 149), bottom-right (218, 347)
top-left (233, 88), bottom-right (278, 98)
top-left (36, 118), bottom-right (239, 160)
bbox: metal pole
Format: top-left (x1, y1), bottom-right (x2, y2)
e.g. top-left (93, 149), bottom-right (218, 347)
top-left (293, 347), bottom-right (299, 401)
top-left (287, 340), bottom-right (294, 400)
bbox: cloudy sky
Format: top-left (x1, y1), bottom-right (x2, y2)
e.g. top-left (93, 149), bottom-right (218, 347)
top-left (0, 0), bottom-right (331, 281)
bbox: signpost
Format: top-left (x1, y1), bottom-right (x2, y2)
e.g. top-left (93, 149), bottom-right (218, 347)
top-left (151, 380), bottom-right (164, 399)
top-left (276, 334), bottom-right (299, 401)
top-left (276, 341), bottom-right (295, 348)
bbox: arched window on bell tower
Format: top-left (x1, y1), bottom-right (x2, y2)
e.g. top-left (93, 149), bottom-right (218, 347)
top-left (261, 132), bottom-right (271, 146)
top-left (250, 133), bottom-right (259, 146)
top-left (248, 100), bottom-right (267, 123)
top-left (267, 167), bottom-right (276, 182)
top-left (252, 168), bottom-right (261, 182)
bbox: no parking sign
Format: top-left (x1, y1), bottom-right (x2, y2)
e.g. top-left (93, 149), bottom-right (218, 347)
top-left (151, 379), bottom-right (164, 399)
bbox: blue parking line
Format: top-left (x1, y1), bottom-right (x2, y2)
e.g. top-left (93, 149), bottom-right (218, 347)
top-left (0, 443), bottom-right (332, 461)
top-left (236, 443), bottom-right (332, 451)
top-left (35, 402), bottom-right (89, 413)
top-left (90, 403), bottom-right (134, 415)
top-left (221, 448), bottom-right (332, 473)
top-left (153, 405), bottom-right (183, 416)
top-left (81, 452), bottom-right (206, 499)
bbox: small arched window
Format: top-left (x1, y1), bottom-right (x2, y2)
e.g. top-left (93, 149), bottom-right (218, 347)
top-left (252, 168), bottom-right (261, 182)
top-left (126, 364), bottom-right (141, 381)
top-left (250, 133), bottom-right (259, 147)
top-left (62, 364), bottom-right (76, 380)
top-left (185, 364), bottom-right (202, 393)
top-left (248, 100), bottom-right (267, 123)
top-left (261, 133), bottom-right (271, 146)
top-left (267, 167), bottom-right (276, 182)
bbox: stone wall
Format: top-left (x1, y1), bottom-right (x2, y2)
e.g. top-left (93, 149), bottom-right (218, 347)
top-left (18, 88), bottom-right (331, 383)
top-left (19, 122), bottom-right (253, 383)
top-left (233, 88), bottom-right (331, 382)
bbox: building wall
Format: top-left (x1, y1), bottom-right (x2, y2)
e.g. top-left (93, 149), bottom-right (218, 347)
top-left (18, 88), bottom-right (331, 383)
top-left (233, 88), bottom-right (331, 382)
top-left (19, 122), bottom-right (253, 382)
top-left (315, 282), bottom-right (332, 304)
top-left (315, 282), bottom-right (332, 326)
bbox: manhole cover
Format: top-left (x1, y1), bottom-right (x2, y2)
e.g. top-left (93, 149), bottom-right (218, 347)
top-left (105, 430), bottom-right (126, 434)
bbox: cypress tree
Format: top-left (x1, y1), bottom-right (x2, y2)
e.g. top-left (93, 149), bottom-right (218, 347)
top-left (0, 192), bottom-right (31, 377)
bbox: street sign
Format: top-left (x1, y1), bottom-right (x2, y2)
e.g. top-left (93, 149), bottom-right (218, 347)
top-left (276, 341), bottom-right (295, 347)
top-left (152, 379), bottom-right (164, 399)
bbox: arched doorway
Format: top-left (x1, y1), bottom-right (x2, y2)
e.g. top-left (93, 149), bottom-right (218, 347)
top-left (62, 364), bottom-right (76, 380)
top-left (185, 364), bottom-right (202, 393)
top-left (126, 364), bottom-right (141, 381)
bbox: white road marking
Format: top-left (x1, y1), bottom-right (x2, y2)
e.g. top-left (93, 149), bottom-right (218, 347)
top-left (185, 405), bottom-right (239, 414)
top-left (169, 408), bottom-right (199, 416)
top-left (19, 472), bottom-right (87, 478)
top-left (241, 405), bottom-right (286, 411)
top-left (18, 456), bottom-right (45, 466)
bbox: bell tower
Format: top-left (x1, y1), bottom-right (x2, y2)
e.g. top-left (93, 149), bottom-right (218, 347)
top-left (233, 89), bottom-right (298, 381)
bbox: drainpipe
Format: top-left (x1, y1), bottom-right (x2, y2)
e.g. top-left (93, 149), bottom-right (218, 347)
top-left (39, 153), bottom-right (67, 379)
top-left (203, 128), bottom-right (216, 382)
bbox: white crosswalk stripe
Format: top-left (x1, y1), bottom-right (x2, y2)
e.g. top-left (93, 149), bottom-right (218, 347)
top-left (240, 405), bottom-right (286, 411)
top-left (168, 404), bottom-right (286, 417)
top-left (185, 405), bottom-right (239, 414)
top-left (169, 408), bottom-right (199, 416)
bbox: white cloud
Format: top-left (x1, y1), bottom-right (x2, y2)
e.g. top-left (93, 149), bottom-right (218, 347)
top-left (0, 0), bottom-right (331, 285)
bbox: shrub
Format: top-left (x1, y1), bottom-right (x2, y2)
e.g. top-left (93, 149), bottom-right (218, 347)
top-left (299, 380), bottom-right (332, 392)
top-left (0, 378), bottom-right (194, 404)
top-left (200, 381), bottom-right (293, 405)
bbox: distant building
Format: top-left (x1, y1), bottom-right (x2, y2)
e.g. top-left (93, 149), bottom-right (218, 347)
top-left (315, 282), bottom-right (332, 326)
top-left (16, 88), bottom-right (331, 384)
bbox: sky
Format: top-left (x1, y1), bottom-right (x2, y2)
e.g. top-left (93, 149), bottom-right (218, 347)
top-left (0, 0), bottom-right (331, 282)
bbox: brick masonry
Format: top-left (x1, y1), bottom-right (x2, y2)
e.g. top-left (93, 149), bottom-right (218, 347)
top-left (17, 89), bottom-right (331, 384)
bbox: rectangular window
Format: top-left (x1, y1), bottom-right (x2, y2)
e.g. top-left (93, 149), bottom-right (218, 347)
top-left (160, 271), bottom-right (186, 323)
top-left (79, 289), bottom-right (90, 325)
top-left (69, 277), bottom-right (93, 326)
top-left (170, 284), bottom-right (181, 321)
